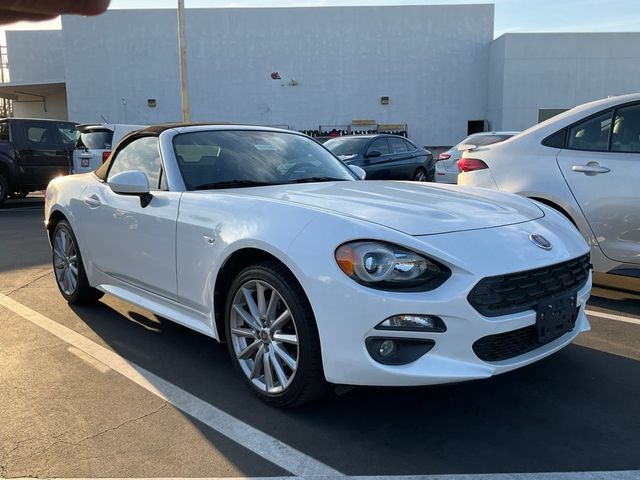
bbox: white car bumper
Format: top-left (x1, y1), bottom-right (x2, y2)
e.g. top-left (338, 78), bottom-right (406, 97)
top-left (288, 210), bottom-right (592, 386)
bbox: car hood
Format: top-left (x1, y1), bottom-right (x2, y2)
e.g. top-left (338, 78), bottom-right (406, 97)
top-left (227, 181), bottom-right (544, 236)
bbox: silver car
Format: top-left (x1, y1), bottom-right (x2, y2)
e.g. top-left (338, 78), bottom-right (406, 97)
top-left (435, 131), bottom-right (518, 184)
top-left (73, 124), bottom-right (146, 174)
top-left (458, 93), bottom-right (640, 277)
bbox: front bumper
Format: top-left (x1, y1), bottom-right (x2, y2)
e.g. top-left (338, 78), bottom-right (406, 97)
top-left (316, 274), bottom-right (590, 386)
top-left (287, 209), bottom-right (592, 386)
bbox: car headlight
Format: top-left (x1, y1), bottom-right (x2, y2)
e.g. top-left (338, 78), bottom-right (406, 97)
top-left (335, 241), bottom-right (450, 291)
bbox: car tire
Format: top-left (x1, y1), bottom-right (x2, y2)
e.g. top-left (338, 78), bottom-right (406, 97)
top-left (225, 260), bottom-right (328, 407)
top-left (413, 167), bottom-right (428, 182)
top-left (52, 220), bottom-right (104, 304)
top-left (0, 174), bottom-right (8, 205)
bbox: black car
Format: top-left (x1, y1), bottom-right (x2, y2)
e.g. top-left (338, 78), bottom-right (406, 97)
top-left (324, 134), bottom-right (434, 181)
top-left (0, 118), bottom-right (78, 204)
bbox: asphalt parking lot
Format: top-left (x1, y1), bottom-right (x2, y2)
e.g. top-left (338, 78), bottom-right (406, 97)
top-left (1, 197), bottom-right (639, 479)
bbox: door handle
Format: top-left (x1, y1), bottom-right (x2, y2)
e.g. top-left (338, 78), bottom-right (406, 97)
top-left (83, 194), bottom-right (101, 208)
top-left (571, 163), bottom-right (610, 175)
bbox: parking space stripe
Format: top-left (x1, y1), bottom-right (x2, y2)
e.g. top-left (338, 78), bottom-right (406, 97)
top-left (29, 471), bottom-right (640, 479)
top-left (586, 309), bottom-right (640, 326)
top-left (0, 293), bottom-right (343, 479)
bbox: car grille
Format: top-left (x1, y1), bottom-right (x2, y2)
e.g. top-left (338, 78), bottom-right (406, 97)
top-left (467, 254), bottom-right (591, 318)
top-left (472, 320), bottom-right (578, 362)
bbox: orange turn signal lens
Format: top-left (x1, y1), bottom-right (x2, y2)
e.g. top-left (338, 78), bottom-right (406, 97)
top-left (335, 245), bottom-right (355, 277)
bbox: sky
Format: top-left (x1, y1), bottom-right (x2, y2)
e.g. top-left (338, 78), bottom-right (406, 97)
top-left (1, 0), bottom-right (639, 42)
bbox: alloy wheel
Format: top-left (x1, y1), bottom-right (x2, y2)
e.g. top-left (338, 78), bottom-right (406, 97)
top-left (53, 228), bottom-right (79, 296)
top-left (230, 280), bottom-right (299, 394)
top-left (414, 169), bottom-right (427, 182)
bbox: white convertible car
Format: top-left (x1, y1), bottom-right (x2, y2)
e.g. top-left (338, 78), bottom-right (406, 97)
top-left (45, 125), bottom-right (592, 406)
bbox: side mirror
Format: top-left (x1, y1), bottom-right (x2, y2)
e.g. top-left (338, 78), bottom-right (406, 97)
top-left (349, 165), bottom-right (367, 180)
top-left (108, 170), bottom-right (153, 207)
top-left (364, 150), bottom-right (382, 158)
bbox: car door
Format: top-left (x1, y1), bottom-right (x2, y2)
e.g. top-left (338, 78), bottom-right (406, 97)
top-left (387, 137), bottom-right (414, 179)
top-left (13, 120), bottom-right (71, 187)
top-left (78, 136), bottom-right (181, 298)
top-left (556, 104), bottom-right (640, 265)
top-left (362, 137), bottom-right (392, 179)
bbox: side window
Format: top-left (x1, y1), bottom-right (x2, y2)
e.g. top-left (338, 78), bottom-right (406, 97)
top-left (611, 104), bottom-right (640, 154)
top-left (567, 110), bottom-right (612, 152)
top-left (403, 139), bottom-right (417, 152)
top-left (107, 137), bottom-right (163, 189)
top-left (367, 138), bottom-right (390, 155)
top-left (0, 122), bottom-right (9, 141)
top-left (389, 137), bottom-right (409, 154)
top-left (20, 121), bottom-right (62, 145)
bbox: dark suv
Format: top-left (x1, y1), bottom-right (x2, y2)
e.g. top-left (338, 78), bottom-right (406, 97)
top-left (0, 118), bottom-right (78, 204)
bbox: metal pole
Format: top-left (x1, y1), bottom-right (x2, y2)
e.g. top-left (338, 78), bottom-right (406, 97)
top-left (177, 0), bottom-right (190, 122)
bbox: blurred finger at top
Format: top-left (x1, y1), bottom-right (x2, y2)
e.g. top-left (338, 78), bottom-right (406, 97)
top-left (0, 0), bottom-right (111, 17)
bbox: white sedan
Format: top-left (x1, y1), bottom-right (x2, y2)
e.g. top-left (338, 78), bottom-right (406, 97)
top-left (435, 131), bottom-right (519, 184)
top-left (458, 93), bottom-right (640, 277)
top-left (45, 125), bottom-right (592, 407)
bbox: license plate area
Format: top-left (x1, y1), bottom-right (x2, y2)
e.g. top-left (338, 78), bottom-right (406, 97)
top-left (535, 292), bottom-right (579, 342)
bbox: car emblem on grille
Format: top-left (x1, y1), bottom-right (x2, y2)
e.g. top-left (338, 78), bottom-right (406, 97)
top-left (529, 234), bottom-right (552, 250)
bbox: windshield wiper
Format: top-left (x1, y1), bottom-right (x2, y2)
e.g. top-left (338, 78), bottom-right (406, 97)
top-left (289, 177), bottom-right (349, 184)
top-left (193, 180), bottom-right (281, 190)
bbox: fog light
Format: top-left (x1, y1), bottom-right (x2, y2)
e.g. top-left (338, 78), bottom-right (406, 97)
top-left (376, 314), bottom-right (446, 332)
top-left (366, 337), bottom-right (435, 365)
top-left (378, 339), bottom-right (397, 357)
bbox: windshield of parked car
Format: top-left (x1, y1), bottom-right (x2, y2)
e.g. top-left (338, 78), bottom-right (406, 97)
top-left (56, 122), bottom-right (80, 146)
top-left (173, 130), bottom-right (356, 190)
top-left (323, 137), bottom-right (371, 155)
top-left (76, 129), bottom-right (114, 150)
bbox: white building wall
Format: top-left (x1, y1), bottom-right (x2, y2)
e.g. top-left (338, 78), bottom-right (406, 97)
top-left (5, 31), bottom-right (65, 84)
top-left (185, 5), bottom-right (493, 147)
top-left (60, 5), bottom-right (493, 147)
top-left (490, 33), bottom-right (640, 131)
top-left (61, 10), bottom-right (183, 126)
top-left (487, 35), bottom-right (505, 131)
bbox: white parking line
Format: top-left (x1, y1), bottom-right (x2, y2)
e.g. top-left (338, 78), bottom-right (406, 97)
top-left (25, 471), bottom-right (640, 479)
top-left (585, 309), bottom-right (640, 326)
top-left (0, 293), bottom-right (342, 479)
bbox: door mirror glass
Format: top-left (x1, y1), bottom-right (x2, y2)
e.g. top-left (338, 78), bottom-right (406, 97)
top-left (364, 150), bottom-right (381, 158)
top-left (108, 170), bottom-right (150, 195)
top-left (349, 165), bottom-right (367, 180)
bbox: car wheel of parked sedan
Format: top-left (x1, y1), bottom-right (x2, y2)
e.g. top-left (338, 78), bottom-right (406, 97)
top-left (52, 220), bottom-right (104, 304)
top-left (225, 261), bottom-right (328, 407)
top-left (413, 168), bottom-right (428, 182)
top-left (0, 174), bottom-right (8, 205)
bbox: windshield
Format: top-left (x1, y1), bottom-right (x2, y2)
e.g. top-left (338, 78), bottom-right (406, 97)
top-left (323, 137), bottom-right (370, 155)
top-left (173, 130), bottom-right (356, 190)
top-left (458, 134), bottom-right (514, 148)
top-left (56, 122), bottom-right (79, 147)
top-left (76, 129), bottom-right (114, 150)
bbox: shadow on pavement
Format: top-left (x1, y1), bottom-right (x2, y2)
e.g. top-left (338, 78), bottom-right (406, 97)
top-left (68, 300), bottom-right (640, 476)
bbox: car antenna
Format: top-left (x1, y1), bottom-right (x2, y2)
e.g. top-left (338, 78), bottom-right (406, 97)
top-left (99, 114), bottom-right (109, 123)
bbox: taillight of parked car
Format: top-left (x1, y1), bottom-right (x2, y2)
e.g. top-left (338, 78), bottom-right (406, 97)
top-left (102, 151), bottom-right (111, 163)
top-left (458, 158), bottom-right (488, 173)
top-left (437, 153), bottom-right (451, 162)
